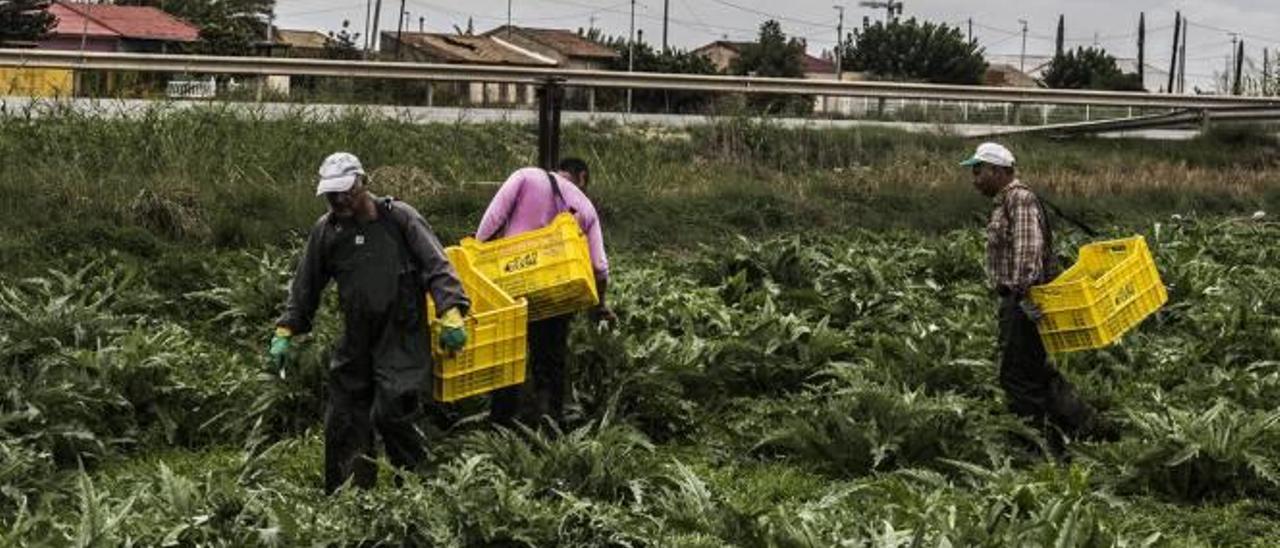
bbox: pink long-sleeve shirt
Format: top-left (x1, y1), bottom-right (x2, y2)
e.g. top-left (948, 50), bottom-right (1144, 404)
top-left (476, 167), bottom-right (609, 280)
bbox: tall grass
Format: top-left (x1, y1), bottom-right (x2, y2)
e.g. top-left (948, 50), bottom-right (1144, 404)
top-left (1, 105), bottom-right (1277, 273)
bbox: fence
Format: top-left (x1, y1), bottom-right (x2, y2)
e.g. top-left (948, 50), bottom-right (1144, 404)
top-left (165, 77), bottom-right (216, 99)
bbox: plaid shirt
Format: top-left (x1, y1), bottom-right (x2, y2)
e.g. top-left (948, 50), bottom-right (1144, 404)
top-left (986, 180), bottom-right (1056, 294)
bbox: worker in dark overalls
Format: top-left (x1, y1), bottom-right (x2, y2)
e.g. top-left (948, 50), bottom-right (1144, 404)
top-left (270, 152), bottom-right (470, 493)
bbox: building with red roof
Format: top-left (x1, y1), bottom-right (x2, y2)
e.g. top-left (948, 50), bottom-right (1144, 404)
top-left (38, 1), bottom-right (200, 53)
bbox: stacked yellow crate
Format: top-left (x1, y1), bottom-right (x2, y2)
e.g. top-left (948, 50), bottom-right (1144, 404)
top-left (1031, 236), bottom-right (1168, 353)
top-left (428, 249), bottom-right (528, 402)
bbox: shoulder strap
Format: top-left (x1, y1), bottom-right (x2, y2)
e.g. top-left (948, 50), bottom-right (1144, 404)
top-left (1002, 187), bottom-right (1062, 282)
top-left (545, 170), bottom-right (577, 215)
top-left (1038, 196), bottom-right (1099, 238)
top-left (377, 196), bottom-right (417, 275)
top-left (1032, 195), bottom-right (1060, 279)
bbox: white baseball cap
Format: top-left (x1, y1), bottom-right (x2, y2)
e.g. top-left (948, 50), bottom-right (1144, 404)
top-left (316, 152), bottom-right (365, 196)
top-left (960, 142), bottom-right (1016, 168)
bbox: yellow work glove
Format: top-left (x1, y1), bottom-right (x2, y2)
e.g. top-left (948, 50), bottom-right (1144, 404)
top-left (438, 307), bottom-right (467, 354)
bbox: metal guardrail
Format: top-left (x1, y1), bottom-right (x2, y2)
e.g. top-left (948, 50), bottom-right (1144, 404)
top-left (978, 105), bottom-right (1280, 138)
top-left (5, 48), bottom-right (1280, 110)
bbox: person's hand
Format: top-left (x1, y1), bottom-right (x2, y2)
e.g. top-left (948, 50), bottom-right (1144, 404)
top-left (1019, 298), bottom-right (1044, 323)
top-left (439, 307), bottom-right (468, 354)
top-left (268, 326), bottom-right (292, 373)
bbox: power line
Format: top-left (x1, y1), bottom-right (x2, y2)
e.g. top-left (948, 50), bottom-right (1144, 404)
top-left (972, 22), bottom-right (1020, 36)
top-left (277, 2), bottom-right (367, 18)
top-left (676, 0), bottom-right (725, 37)
top-left (703, 0), bottom-right (835, 29)
top-left (512, 0), bottom-right (775, 41)
top-left (522, 0), bottom-right (635, 22)
top-left (517, 0), bottom-right (799, 44)
top-left (529, 0), bottom-right (643, 10)
top-left (1184, 39), bottom-right (1235, 49)
top-left (656, 5), bottom-right (838, 45)
top-left (983, 33), bottom-right (1022, 50)
top-left (403, 0), bottom-right (507, 23)
top-left (527, 0), bottom-right (646, 18)
top-left (1184, 20), bottom-right (1280, 48)
top-left (1187, 50), bottom-right (1237, 62)
top-left (405, 0), bottom-right (623, 26)
top-left (1054, 24), bottom-right (1173, 44)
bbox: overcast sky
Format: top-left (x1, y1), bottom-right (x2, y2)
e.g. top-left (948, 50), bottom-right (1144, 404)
top-left (275, 0), bottom-right (1280, 91)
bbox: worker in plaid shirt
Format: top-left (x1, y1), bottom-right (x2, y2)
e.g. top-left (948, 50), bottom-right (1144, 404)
top-left (962, 142), bottom-right (1097, 461)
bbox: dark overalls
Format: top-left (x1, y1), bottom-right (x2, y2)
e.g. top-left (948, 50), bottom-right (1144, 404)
top-left (996, 288), bottom-right (1095, 455)
top-left (278, 198), bottom-right (468, 493)
top-left (490, 316), bottom-right (572, 427)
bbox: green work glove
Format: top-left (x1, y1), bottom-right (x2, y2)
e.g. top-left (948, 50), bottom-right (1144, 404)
top-left (268, 326), bottom-right (292, 372)
top-left (438, 307), bottom-right (468, 354)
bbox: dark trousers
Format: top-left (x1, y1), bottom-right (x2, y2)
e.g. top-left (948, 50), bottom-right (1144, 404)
top-left (997, 296), bottom-right (1095, 453)
top-left (324, 314), bottom-right (429, 494)
top-left (490, 315), bottom-right (571, 428)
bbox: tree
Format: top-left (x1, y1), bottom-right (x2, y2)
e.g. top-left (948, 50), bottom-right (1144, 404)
top-left (839, 18), bottom-right (986, 85)
top-left (120, 0), bottom-right (274, 55)
top-left (594, 33), bottom-right (717, 112)
top-left (730, 20), bottom-right (810, 114)
top-left (1055, 15), bottom-right (1065, 58)
top-left (325, 19), bottom-right (360, 60)
top-left (1042, 46), bottom-right (1144, 91)
top-left (731, 20), bottom-right (805, 79)
top-left (0, 0), bottom-right (55, 45)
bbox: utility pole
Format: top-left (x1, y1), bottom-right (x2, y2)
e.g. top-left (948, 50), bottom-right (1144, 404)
top-left (363, 0), bottom-right (372, 55)
top-left (834, 5), bottom-right (845, 78)
top-left (627, 0), bottom-right (635, 113)
top-left (1178, 21), bottom-right (1187, 93)
top-left (662, 0), bottom-right (670, 53)
top-left (371, 0), bottom-right (383, 55)
top-left (1264, 49), bottom-right (1270, 96)
top-left (507, 0), bottom-right (513, 36)
top-left (1233, 38), bottom-right (1244, 96)
top-left (967, 18), bottom-right (973, 45)
top-left (395, 0), bottom-right (407, 59)
top-left (1137, 13), bottom-right (1145, 87)
top-left (1229, 33), bottom-right (1238, 93)
top-left (1018, 19), bottom-right (1028, 72)
top-left (1167, 11), bottom-right (1180, 93)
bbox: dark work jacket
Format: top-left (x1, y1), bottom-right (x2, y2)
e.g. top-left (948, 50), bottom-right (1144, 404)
top-left (277, 196), bottom-right (469, 335)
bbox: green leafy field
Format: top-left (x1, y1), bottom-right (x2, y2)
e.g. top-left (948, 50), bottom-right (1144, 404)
top-left (2, 110), bottom-right (1279, 545)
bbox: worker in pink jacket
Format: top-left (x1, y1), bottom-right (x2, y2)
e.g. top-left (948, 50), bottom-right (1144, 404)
top-left (476, 157), bottom-right (615, 427)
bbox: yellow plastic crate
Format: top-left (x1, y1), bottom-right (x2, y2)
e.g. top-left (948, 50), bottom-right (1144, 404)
top-left (459, 212), bottom-right (599, 322)
top-left (428, 248), bottom-right (528, 402)
top-left (1030, 235), bottom-right (1168, 354)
